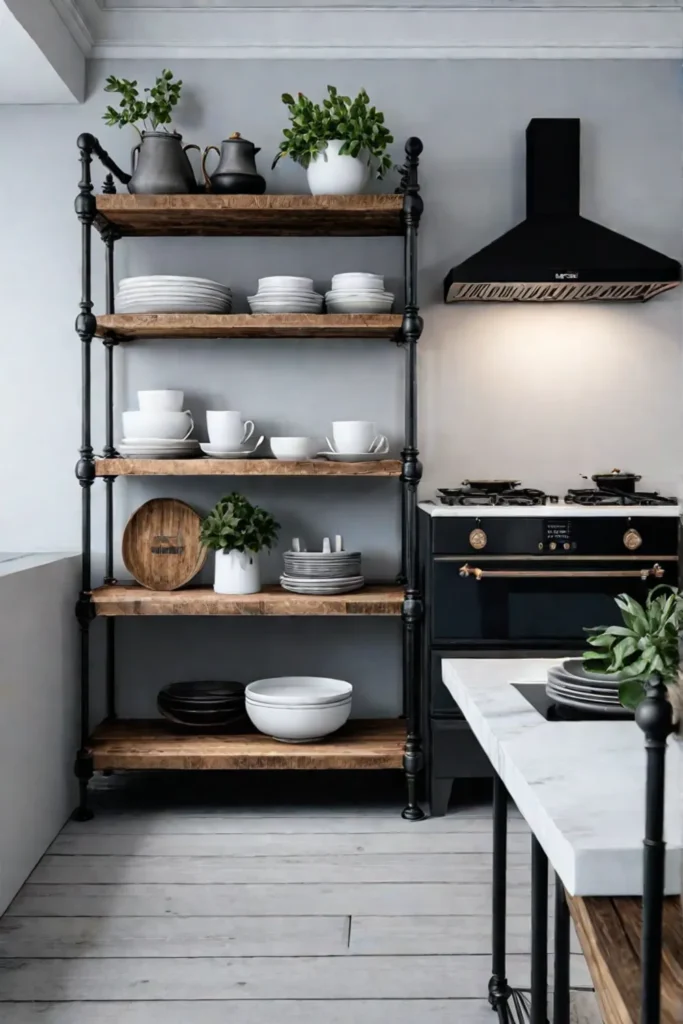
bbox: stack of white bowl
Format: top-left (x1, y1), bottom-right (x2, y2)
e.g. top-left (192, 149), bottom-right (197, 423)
top-left (325, 273), bottom-right (394, 313)
top-left (119, 390), bottom-right (200, 459)
top-left (115, 275), bottom-right (233, 314)
top-left (245, 677), bottom-right (352, 742)
top-left (248, 276), bottom-right (324, 314)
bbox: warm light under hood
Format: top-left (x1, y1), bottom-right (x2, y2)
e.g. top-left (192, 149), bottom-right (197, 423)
top-left (444, 119), bottom-right (681, 303)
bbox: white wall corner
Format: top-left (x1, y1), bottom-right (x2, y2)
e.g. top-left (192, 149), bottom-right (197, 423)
top-left (89, 5), bottom-right (683, 60)
top-left (0, 0), bottom-right (87, 102)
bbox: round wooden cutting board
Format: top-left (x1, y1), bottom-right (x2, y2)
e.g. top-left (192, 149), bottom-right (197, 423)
top-left (122, 498), bottom-right (207, 591)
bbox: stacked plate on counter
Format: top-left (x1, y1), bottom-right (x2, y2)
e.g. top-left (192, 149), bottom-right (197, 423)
top-left (248, 276), bottom-right (324, 314)
top-left (546, 659), bottom-right (631, 716)
top-left (281, 547), bottom-right (363, 595)
top-left (115, 275), bottom-right (233, 314)
top-left (245, 676), bottom-right (353, 742)
top-left (325, 273), bottom-right (394, 313)
top-left (157, 681), bottom-right (246, 729)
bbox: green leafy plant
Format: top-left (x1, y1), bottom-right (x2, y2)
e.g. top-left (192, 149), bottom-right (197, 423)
top-left (272, 85), bottom-right (394, 178)
top-left (199, 493), bottom-right (280, 557)
top-left (103, 69), bottom-right (183, 137)
top-left (583, 586), bottom-right (680, 709)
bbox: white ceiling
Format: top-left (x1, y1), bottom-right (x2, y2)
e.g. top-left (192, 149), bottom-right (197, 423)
top-left (0, 0), bottom-right (84, 103)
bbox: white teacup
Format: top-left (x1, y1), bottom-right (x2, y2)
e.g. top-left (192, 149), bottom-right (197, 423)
top-left (270, 437), bottom-right (317, 461)
top-left (138, 389), bottom-right (184, 412)
top-left (330, 420), bottom-right (388, 455)
top-left (207, 410), bottom-right (255, 449)
top-left (122, 409), bottom-right (194, 440)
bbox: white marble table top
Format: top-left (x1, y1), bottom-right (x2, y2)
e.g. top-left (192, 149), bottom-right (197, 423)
top-left (442, 657), bottom-right (681, 897)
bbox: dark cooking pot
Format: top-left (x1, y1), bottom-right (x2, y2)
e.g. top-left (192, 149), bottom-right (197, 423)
top-left (587, 469), bottom-right (642, 493)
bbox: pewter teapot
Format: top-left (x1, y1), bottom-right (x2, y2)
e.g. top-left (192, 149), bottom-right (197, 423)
top-left (202, 133), bottom-right (266, 194)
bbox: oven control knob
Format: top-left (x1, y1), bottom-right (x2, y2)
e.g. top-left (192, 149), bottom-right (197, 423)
top-left (563, 542), bottom-right (571, 550)
top-left (469, 528), bottom-right (488, 550)
top-left (549, 542), bottom-right (557, 551)
top-left (623, 528), bottom-right (643, 551)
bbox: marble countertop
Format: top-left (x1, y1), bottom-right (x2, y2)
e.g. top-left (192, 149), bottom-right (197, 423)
top-left (420, 500), bottom-right (680, 518)
top-left (442, 657), bottom-right (681, 897)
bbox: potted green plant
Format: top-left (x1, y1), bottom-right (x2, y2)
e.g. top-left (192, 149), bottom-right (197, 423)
top-left (585, 586), bottom-right (682, 905)
top-left (102, 69), bottom-right (199, 194)
top-left (199, 493), bottom-right (280, 595)
top-left (272, 85), bottom-right (394, 195)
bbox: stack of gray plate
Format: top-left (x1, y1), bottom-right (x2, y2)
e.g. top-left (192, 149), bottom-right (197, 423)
top-left (546, 659), bottom-right (631, 717)
top-left (281, 550), bottom-right (364, 595)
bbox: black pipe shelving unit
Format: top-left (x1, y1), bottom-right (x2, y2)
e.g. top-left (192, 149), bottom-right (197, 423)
top-left (73, 132), bottom-right (426, 821)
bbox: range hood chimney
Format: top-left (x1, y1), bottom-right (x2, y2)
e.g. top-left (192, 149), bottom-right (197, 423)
top-left (443, 119), bottom-right (681, 303)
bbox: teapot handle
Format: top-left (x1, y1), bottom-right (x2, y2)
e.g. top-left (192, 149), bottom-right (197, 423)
top-left (201, 145), bottom-right (221, 190)
top-left (130, 142), bottom-right (141, 175)
top-left (182, 143), bottom-right (202, 190)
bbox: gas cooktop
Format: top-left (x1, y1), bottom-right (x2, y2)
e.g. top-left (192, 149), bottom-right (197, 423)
top-left (436, 480), bottom-right (677, 509)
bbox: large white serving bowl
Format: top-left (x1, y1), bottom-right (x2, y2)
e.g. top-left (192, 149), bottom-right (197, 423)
top-left (246, 676), bottom-right (352, 706)
top-left (122, 409), bottom-right (193, 440)
top-left (270, 437), bottom-right (318, 460)
top-left (245, 696), bottom-right (352, 742)
top-left (331, 272), bottom-right (384, 290)
top-left (257, 276), bottom-right (314, 290)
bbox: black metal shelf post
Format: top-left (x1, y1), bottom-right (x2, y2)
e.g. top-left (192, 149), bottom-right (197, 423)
top-left (73, 134), bottom-right (425, 821)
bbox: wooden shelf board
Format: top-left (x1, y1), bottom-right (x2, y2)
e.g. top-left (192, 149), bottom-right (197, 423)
top-left (96, 313), bottom-right (402, 340)
top-left (568, 894), bottom-right (682, 1024)
top-left (88, 718), bottom-right (406, 770)
top-left (90, 583), bottom-right (404, 617)
top-left (95, 193), bottom-right (404, 237)
top-left (94, 457), bottom-right (402, 477)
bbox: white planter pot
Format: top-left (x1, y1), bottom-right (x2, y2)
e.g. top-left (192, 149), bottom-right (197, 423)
top-left (214, 549), bottom-right (260, 595)
top-left (306, 140), bottom-right (370, 195)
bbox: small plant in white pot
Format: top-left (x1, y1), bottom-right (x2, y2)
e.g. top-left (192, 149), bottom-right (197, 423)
top-left (200, 493), bottom-right (279, 596)
top-left (272, 85), bottom-right (394, 195)
top-left (584, 586), bottom-right (682, 905)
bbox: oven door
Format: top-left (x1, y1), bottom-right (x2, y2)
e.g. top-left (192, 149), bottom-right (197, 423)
top-left (431, 556), bottom-right (676, 645)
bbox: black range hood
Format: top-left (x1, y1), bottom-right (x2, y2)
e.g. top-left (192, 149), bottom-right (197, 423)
top-left (444, 119), bottom-right (681, 303)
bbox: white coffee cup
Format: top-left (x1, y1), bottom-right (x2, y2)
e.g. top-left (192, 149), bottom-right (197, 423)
top-left (138, 389), bottom-right (184, 412)
top-left (207, 411), bottom-right (255, 449)
top-left (330, 420), bottom-right (388, 454)
top-left (122, 409), bottom-right (194, 440)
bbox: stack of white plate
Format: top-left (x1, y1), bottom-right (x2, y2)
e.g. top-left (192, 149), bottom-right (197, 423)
top-left (118, 438), bottom-right (200, 460)
top-left (325, 273), bottom-right (394, 314)
top-left (245, 676), bottom-right (353, 742)
top-left (546, 659), bottom-right (631, 716)
top-left (248, 276), bottom-right (324, 314)
top-left (115, 276), bottom-right (233, 314)
top-left (281, 549), bottom-right (363, 595)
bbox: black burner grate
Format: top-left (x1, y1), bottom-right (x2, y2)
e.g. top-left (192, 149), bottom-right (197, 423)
top-left (565, 488), bottom-right (677, 507)
top-left (438, 487), bottom-right (558, 507)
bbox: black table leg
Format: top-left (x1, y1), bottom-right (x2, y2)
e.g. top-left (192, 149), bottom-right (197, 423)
top-left (489, 773), bottom-right (530, 1023)
top-left (530, 836), bottom-right (549, 1024)
top-left (553, 875), bottom-right (571, 1024)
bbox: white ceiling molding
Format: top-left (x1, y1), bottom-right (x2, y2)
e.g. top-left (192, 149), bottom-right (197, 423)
top-left (85, 5), bottom-right (683, 59)
top-left (51, 0), bottom-right (94, 55)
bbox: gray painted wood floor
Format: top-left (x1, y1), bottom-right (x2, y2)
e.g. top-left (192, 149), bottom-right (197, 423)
top-left (0, 773), bottom-right (601, 1022)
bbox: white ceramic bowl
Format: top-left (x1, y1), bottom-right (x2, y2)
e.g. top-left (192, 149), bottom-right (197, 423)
top-left (257, 276), bottom-right (314, 290)
top-left (246, 676), bottom-right (353, 705)
top-left (331, 273), bottom-right (384, 290)
top-left (138, 389), bottom-right (184, 412)
top-left (245, 697), bottom-right (352, 742)
top-left (270, 437), bottom-right (318, 460)
top-left (122, 409), bottom-right (193, 440)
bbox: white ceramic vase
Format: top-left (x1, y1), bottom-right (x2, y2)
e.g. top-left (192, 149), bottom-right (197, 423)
top-left (214, 549), bottom-right (260, 595)
top-left (306, 140), bottom-right (370, 195)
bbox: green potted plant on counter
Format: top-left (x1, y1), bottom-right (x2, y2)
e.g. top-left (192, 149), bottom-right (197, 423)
top-left (584, 585), bottom-right (682, 906)
top-left (272, 85), bottom-right (394, 195)
top-left (102, 69), bottom-right (200, 194)
top-left (200, 493), bottom-right (280, 595)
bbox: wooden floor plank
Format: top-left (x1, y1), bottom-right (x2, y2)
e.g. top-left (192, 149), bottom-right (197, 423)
top-left (49, 831), bottom-right (532, 857)
top-left (0, 916), bottom-right (350, 958)
top-left (0, 999), bottom-right (499, 1024)
top-left (351, 914), bottom-right (581, 955)
top-left (29, 854), bottom-right (531, 886)
top-left (8, 882), bottom-right (539, 918)
top-left (0, 954), bottom-right (581, 1001)
top-left (62, 813), bottom-right (531, 835)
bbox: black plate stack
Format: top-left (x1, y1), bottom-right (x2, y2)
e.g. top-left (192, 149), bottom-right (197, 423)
top-left (157, 681), bottom-right (246, 730)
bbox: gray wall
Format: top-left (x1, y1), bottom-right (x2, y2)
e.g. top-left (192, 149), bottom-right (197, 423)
top-left (0, 60), bottom-right (680, 718)
top-left (0, 556), bottom-right (79, 913)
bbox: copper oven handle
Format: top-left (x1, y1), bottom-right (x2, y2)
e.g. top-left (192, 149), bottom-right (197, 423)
top-left (459, 563), bottom-right (665, 581)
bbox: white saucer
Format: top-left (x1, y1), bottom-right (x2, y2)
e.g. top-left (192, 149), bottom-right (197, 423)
top-left (121, 437), bottom-right (199, 448)
top-left (200, 437), bottom-right (264, 459)
top-left (317, 451), bottom-right (390, 462)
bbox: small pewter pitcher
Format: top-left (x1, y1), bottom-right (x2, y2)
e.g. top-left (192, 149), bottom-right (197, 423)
top-left (202, 133), bottom-right (266, 195)
top-left (128, 131), bottom-right (201, 195)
